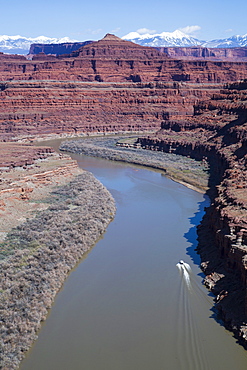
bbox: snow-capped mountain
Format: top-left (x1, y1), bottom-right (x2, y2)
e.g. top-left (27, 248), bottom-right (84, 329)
top-left (201, 34), bottom-right (247, 48)
top-left (122, 30), bottom-right (202, 47)
top-left (123, 30), bottom-right (247, 48)
top-left (1, 31), bottom-right (247, 55)
top-left (0, 35), bottom-right (78, 55)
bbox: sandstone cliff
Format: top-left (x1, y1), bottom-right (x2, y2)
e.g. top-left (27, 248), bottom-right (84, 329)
top-left (0, 80), bottom-right (222, 141)
top-left (1, 34), bottom-right (247, 83)
top-left (28, 38), bottom-right (247, 63)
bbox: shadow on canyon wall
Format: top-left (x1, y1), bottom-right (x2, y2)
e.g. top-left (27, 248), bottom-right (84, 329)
top-left (183, 196), bottom-right (240, 334)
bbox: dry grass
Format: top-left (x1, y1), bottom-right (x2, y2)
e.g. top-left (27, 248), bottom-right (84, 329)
top-left (0, 172), bottom-right (116, 369)
top-left (60, 135), bottom-right (209, 191)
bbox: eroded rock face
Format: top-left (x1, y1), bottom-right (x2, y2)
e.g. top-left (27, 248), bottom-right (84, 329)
top-left (0, 80), bottom-right (222, 141)
top-left (29, 42), bottom-right (247, 62)
top-left (137, 81), bottom-right (247, 339)
top-left (1, 34), bottom-right (247, 83)
top-left (0, 142), bottom-right (53, 168)
top-left (0, 34), bottom-right (247, 142)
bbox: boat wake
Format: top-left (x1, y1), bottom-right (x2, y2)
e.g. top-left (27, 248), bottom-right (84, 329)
top-left (175, 260), bottom-right (209, 370)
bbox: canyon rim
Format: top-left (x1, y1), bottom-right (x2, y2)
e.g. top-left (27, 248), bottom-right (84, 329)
top-left (0, 33), bottom-right (247, 368)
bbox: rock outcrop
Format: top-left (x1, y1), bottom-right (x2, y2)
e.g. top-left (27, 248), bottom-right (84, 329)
top-left (0, 142), bottom-right (53, 168)
top-left (0, 34), bottom-right (247, 83)
top-left (28, 38), bottom-right (247, 63)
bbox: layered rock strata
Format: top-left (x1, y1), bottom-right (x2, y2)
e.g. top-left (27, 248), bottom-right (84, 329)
top-left (136, 80), bottom-right (247, 343)
top-left (28, 40), bottom-right (247, 62)
top-left (1, 34), bottom-right (247, 83)
top-left (0, 143), bottom-right (83, 239)
top-left (0, 142), bottom-right (53, 168)
top-left (0, 34), bottom-right (247, 144)
top-left (0, 34), bottom-right (247, 141)
top-left (0, 80), bottom-right (222, 141)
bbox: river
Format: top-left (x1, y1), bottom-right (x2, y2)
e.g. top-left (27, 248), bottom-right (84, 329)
top-left (20, 144), bottom-right (247, 370)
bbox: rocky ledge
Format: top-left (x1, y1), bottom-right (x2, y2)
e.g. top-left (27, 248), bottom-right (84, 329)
top-left (0, 143), bottom-right (83, 240)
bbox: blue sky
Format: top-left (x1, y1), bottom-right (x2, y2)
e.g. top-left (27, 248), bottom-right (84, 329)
top-left (1, 0), bottom-right (246, 41)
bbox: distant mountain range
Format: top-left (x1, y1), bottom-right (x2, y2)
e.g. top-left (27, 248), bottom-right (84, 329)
top-left (123, 30), bottom-right (247, 48)
top-left (0, 35), bottom-right (77, 54)
top-left (0, 31), bottom-right (247, 55)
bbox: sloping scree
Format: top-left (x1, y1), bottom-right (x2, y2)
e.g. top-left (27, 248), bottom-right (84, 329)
top-left (0, 171), bottom-right (116, 370)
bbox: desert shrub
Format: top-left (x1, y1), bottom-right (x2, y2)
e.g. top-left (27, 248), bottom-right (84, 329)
top-left (0, 171), bottom-right (116, 369)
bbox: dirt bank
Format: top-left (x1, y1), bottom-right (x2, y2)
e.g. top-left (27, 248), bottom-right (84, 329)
top-left (0, 145), bottom-right (116, 370)
top-left (59, 136), bottom-right (209, 192)
top-left (0, 146), bottom-right (83, 242)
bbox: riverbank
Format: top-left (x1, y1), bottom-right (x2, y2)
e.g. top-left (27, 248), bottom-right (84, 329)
top-left (0, 131), bottom-right (244, 367)
top-left (0, 145), bottom-right (116, 370)
top-left (136, 132), bottom-right (247, 348)
top-left (59, 136), bottom-right (209, 193)
top-left (1, 135), bottom-right (208, 369)
top-left (59, 134), bottom-right (247, 349)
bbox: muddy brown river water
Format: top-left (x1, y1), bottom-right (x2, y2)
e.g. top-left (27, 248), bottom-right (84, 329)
top-left (20, 145), bottom-right (247, 370)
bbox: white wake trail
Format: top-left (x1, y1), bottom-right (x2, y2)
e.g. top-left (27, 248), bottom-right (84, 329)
top-left (176, 261), bottom-right (191, 289)
top-left (175, 260), bottom-right (209, 370)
